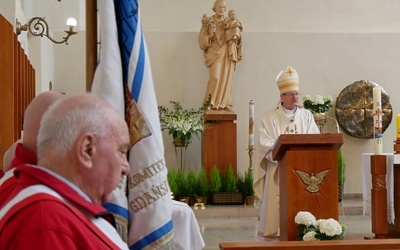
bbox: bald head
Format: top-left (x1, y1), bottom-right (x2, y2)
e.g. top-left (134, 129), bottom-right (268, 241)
top-left (37, 93), bottom-right (130, 203)
top-left (37, 93), bottom-right (122, 155)
top-left (22, 91), bottom-right (65, 155)
top-left (3, 91), bottom-right (64, 170)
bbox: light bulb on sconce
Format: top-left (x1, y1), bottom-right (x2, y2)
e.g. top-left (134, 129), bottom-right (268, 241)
top-left (66, 17), bottom-right (77, 27)
top-left (16, 17), bottom-right (78, 45)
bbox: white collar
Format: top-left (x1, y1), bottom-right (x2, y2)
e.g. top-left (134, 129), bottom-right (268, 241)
top-left (281, 105), bottom-right (297, 115)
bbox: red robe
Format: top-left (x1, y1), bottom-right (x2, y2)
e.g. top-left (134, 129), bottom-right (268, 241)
top-left (0, 165), bottom-right (128, 249)
top-left (9, 143), bottom-right (37, 170)
top-left (0, 144), bottom-right (38, 209)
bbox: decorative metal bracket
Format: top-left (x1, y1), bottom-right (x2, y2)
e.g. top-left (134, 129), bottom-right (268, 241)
top-left (16, 17), bottom-right (77, 45)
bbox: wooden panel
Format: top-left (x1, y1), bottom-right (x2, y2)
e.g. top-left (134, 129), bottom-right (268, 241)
top-left (280, 149), bottom-right (339, 241)
top-left (0, 14), bottom-right (16, 169)
top-left (272, 134), bottom-right (343, 161)
top-left (0, 14), bottom-right (35, 170)
top-left (31, 64), bottom-right (35, 99)
top-left (18, 42), bottom-right (24, 137)
top-left (86, 0), bottom-right (97, 91)
top-left (370, 155), bottom-right (389, 237)
top-left (205, 110), bottom-right (237, 121)
top-left (389, 163), bottom-right (400, 236)
top-left (14, 36), bottom-right (20, 140)
top-left (203, 113), bottom-right (237, 177)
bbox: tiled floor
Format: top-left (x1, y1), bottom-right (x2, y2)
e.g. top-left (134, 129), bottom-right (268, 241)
top-left (195, 197), bottom-right (374, 250)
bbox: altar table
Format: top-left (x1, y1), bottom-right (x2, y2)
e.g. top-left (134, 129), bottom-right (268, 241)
top-left (361, 153), bottom-right (394, 224)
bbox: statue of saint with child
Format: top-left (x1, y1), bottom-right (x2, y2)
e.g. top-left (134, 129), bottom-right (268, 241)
top-left (198, 0), bottom-right (243, 111)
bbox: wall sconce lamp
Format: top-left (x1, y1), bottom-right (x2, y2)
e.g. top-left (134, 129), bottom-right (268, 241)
top-left (16, 17), bottom-right (77, 45)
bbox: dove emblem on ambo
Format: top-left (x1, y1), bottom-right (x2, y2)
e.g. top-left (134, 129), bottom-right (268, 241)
top-left (295, 169), bottom-right (330, 193)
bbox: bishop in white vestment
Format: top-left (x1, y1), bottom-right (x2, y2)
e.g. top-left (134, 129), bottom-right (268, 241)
top-left (253, 66), bottom-right (319, 240)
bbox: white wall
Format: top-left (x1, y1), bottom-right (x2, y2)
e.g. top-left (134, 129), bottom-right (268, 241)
top-left (53, 30), bottom-right (86, 94)
top-left (29, 35), bottom-right (55, 94)
top-left (0, 0), bottom-right (15, 24)
top-left (140, 0), bottom-right (400, 194)
top-left (4, 0), bottom-right (400, 194)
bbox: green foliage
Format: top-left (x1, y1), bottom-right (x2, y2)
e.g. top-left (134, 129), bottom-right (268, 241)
top-left (209, 165), bottom-right (222, 193)
top-left (236, 172), bottom-right (245, 194)
top-left (243, 169), bottom-right (255, 196)
top-left (220, 169), bottom-right (228, 192)
top-left (338, 149), bottom-right (346, 184)
top-left (302, 95), bottom-right (333, 113)
top-left (176, 169), bottom-right (188, 197)
top-left (186, 169), bottom-right (197, 197)
top-left (195, 168), bottom-right (209, 196)
top-left (158, 96), bottom-right (211, 145)
top-left (225, 165), bottom-right (237, 193)
top-left (169, 165), bottom-right (251, 197)
top-left (167, 169), bottom-right (178, 198)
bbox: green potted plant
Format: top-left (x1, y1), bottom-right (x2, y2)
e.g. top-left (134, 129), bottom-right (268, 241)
top-left (158, 97), bottom-right (211, 172)
top-left (219, 169), bottom-right (228, 193)
top-left (176, 169), bottom-right (190, 204)
top-left (167, 169), bottom-right (179, 200)
top-left (302, 94), bottom-right (333, 114)
top-left (225, 165), bottom-right (237, 193)
top-left (302, 94), bottom-right (333, 132)
top-left (194, 168), bottom-right (209, 205)
top-left (237, 172), bottom-right (245, 195)
top-left (158, 98), bottom-right (210, 146)
top-left (211, 165), bottom-right (243, 205)
top-left (338, 149), bottom-right (346, 202)
top-left (243, 169), bottom-right (255, 205)
top-left (209, 165), bottom-right (222, 194)
top-left (186, 169), bottom-right (197, 206)
top-left (158, 96), bottom-right (211, 147)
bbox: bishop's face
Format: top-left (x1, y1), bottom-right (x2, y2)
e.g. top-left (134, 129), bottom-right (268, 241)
top-left (280, 91), bottom-right (299, 110)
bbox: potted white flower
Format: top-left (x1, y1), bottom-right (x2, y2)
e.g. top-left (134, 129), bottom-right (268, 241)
top-left (294, 211), bottom-right (346, 241)
top-left (302, 95), bottom-right (333, 114)
top-left (158, 97), bottom-right (211, 171)
top-left (158, 98), bottom-right (210, 147)
top-left (302, 94), bottom-right (333, 132)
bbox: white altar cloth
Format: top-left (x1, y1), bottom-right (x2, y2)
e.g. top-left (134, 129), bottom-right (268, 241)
top-left (361, 153), bottom-right (394, 224)
top-left (171, 200), bottom-right (205, 250)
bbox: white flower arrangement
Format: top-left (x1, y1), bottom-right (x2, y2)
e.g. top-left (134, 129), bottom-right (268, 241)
top-left (294, 211), bottom-right (316, 226)
top-left (158, 97), bottom-right (211, 146)
top-left (302, 95), bottom-right (333, 113)
top-left (303, 231), bottom-right (318, 241)
top-left (295, 211), bottom-right (346, 241)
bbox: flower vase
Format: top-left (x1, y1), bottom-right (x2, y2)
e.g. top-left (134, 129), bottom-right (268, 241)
top-left (313, 112), bottom-right (327, 133)
top-left (173, 137), bottom-right (190, 172)
top-left (173, 137), bottom-right (190, 147)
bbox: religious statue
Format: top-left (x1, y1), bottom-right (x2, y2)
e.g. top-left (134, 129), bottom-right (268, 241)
top-left (198, 0), bottom-right (243, 111)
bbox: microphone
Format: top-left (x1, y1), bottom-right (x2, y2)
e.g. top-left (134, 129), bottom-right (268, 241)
top-left (326, 115), bottom-right (341, 134)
